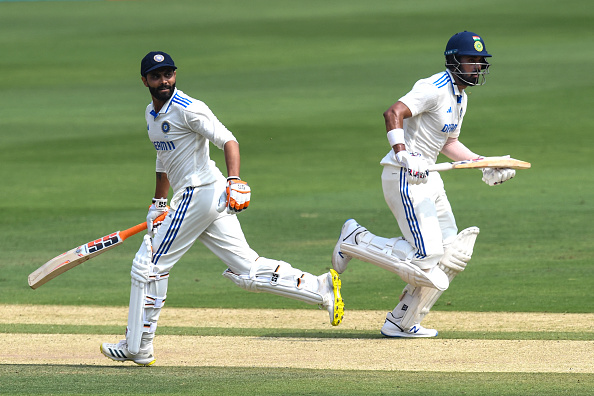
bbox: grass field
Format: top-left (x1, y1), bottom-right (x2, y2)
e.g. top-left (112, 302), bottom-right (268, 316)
top-left (1, 0), bottom-right (593, 394)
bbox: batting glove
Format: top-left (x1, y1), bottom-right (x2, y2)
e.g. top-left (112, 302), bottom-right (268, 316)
top-left (396, 151), bottom-right (429, 185)
top-left (147, 198), bottom-right (168, 237)
top-left (481, 167), bottom-right (516, 186)
top-left (218, 177), bottom-right (251, 213)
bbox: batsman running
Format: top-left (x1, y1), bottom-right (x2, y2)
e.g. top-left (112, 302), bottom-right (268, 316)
top-left (101, 51), bottom-right (344, 366)
top-left (333, 31), bottom-right (517, 337)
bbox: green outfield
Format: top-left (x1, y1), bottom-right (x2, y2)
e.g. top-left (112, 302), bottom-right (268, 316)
top-left (1, 0), bottom-right (593, 394)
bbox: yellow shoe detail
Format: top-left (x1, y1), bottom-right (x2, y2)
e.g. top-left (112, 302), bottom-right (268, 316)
top-left (330, 269), bottom-right (345, 326)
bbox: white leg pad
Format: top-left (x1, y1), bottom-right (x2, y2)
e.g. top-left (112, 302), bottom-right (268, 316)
top-left (399, 227), bottom-right (479, 329)
top-left (223, 257), bottom-right (325, 305)
top-left (340, 232), bottom-right (449, 291)
top-left (127, 236), bottom-right (153, 354)
top-left (126, 278), bottom-right (145, 355)
top-left (126, 273), bottom-right (169, 355)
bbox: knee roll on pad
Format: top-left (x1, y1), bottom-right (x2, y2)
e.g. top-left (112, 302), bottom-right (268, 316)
top-left (439, 226), bottom-right (479, 276)
top-left (130, 235), bottom-right (153, 284)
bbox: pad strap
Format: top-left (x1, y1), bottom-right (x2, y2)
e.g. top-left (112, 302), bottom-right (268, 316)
top-left (145, 294), bottom-right (166, 309)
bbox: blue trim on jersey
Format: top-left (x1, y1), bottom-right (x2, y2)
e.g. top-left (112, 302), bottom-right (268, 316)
top-left (398, 168), bottom-right (427, 258)
top-left (434, 72), bottom-right (463, 104)
top-left (171, 92), bottom-right (192, 108)
top-left (153, 187), bottom-right (194, 265)
top-left (151, 91), bottom-right (194, 119)
top-left (433, 72), bottom-right (450, 88)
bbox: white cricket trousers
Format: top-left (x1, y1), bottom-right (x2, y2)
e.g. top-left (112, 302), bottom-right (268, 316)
top-left (381, 165), bottom-right (458, 269)
top-left (150, 179), bottom-right (259, 275)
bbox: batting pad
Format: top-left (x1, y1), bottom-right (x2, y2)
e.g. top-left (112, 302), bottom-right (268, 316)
top-left (339, 235), bottom-right (449, 291)
top-left (222, 258), bottom-right (326, 305)
top-left (399, 227), bottom-right (479, 330)
top-left (126, 278), bottom-right (145, 355)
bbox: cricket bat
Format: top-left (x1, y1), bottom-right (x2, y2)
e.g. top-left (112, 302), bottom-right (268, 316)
top-left (28, 213), bottom-right (167, 289)
top-left (428, 156), bottom-right (531, 172)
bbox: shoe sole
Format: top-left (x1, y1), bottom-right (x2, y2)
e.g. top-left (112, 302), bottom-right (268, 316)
top-left (380, 330), bottom-right (438, 338)
top-left (329, 269), bottom-right (344, 326)
top-left (100, 344), bottom-right (156, 366)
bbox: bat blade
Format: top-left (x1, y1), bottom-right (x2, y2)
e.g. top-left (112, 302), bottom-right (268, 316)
top-left (428, 157), bottom-right (531, 172)
top-left (28, 213), bottom-right (167, 289)
top-left (28, 232), bottom-right (123, 289)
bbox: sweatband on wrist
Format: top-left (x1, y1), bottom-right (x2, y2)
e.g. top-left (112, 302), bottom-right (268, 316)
top-left (152, 198), bottom-right (168, 209)
top-left (387, 128), bottom-right (405, 147)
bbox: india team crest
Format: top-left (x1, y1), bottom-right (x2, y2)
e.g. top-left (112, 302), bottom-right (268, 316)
top-left (154, 54), bottom-right (165, 62)
top-left (472, 36), bottom-right (484, 52)
top-left (161, 121), bottom-right (170, 133)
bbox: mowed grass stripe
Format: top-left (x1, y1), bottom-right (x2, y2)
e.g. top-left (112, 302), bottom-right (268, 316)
top-left (3, 304), bottom-right (593, 331)
top-left (2, 305), bottom-right (593, 341)
top-left (2, 333), bottom-right (593, 373)
top-left (2, 324), bottom-right (592, 341)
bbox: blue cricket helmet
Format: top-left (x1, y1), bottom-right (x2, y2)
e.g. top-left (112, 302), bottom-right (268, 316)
top-left (444, 31), bottom-right (492, 58)
top-left (444, 31), bottom-right (492, 86)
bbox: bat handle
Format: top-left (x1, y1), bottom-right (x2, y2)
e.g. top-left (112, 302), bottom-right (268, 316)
top-left (427, 163), bottom-right (454, 172)
top-left (119, 212), bottom-right (168, 240)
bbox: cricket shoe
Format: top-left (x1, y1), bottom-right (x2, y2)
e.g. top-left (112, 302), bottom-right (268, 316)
top-left (320, 269), bottom-right (345, 326)
top-left (380, 312), bottom-right (438, 338)
top-left (100, 340), bottom-right (156, 366)
top-left (331, 219), bottom-right (368, 274)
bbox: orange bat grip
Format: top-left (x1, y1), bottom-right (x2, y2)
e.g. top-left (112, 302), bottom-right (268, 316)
top-left (119, 212), bottom-right (168, 240)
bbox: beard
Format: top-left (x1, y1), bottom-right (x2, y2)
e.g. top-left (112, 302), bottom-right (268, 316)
top-left (459, 73), bottom-right (479, 86)
top-left (149, 82), bottom-right (176, 102)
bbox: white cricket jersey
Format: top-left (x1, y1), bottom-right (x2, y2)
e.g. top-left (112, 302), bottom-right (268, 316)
top-left (145, 88), bottom-right (237, 193)
top-left (381, 70), bottom-right (467, 166)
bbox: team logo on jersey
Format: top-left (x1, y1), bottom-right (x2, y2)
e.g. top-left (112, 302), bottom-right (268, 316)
top-left (441, 123), bottom-right (458, 133)
top-left (161, 121), bottom-right (170, 133)
top-left (153, 141), bottom-right (176, 151)
top-left (154, 54), bottom-right (165, 62)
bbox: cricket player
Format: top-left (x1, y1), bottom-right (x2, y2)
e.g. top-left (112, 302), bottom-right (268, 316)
top-left (332, 31), bottom-right (516, 337)
top-left (101, 51), bottom-right (344, 366)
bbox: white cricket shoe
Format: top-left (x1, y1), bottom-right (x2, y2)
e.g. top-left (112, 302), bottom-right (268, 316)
top-left (331, 219), bottom-right (368, 273)
top-left (320, 269), bottom-right (345, 326)
top-left (100, 340), bottom-right (156, 366)
top-left (380, 312), bottom-right (438, 338)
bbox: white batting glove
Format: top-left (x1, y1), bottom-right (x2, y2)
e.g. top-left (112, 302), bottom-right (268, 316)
top-left (481, 167), bottom-right (516, 186)
top-left (396, 151), bottom-right (429, 185)
top-left (147, 198), bottom-right (168, 237)
top-left (218, 177), bottom-right (251, 213)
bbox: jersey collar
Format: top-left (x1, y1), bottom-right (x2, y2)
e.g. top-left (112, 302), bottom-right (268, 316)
top-left (149, 88), bottom-right (179, 120)
top-left (445, 70), bottom-right (464, 103)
